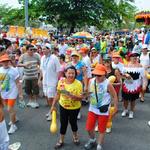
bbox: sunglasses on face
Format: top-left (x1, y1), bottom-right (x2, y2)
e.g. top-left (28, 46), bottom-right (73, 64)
top-left (29, 48), bottom-right (34, 51)
top-left (95, 75), bottom-right (102, 77)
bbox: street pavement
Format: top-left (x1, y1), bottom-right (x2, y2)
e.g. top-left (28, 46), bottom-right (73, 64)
top-left (5, 93), bottom-right (150, 150)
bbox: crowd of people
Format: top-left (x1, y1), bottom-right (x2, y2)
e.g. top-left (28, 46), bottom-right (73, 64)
top-left (0, 27), bottom-right (150, 150)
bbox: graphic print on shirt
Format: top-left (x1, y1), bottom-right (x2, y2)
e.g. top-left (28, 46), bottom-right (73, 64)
top-left (0, 73), bottom-right (10, 92)
top-left (124, 68), bottom-right (142, 92)
top-left (90, 83), bottom-right (105, 108)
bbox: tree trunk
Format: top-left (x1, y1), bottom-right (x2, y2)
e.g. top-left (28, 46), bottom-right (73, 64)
top-left (70, 26), bottom-right (75, 34)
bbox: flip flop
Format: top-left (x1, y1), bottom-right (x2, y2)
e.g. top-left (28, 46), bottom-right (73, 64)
top-left (54, 141), bottom-right (64, 149)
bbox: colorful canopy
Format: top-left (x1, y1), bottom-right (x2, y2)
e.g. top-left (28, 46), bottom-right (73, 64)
top-left (72, 31), bottom-right (93, 39)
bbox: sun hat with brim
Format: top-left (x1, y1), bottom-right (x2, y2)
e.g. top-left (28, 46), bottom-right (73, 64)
top-left (92, 64), bottom-right (107, 76)
top-left (0, 54), bottom-right (11, 62)
top-left (71, 51), bottom-right (80, 57)
top-left (128, 52), bottom-right (139, 57)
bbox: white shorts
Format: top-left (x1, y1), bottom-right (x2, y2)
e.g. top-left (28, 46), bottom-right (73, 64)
top-left (43, 86), bottom-right (56, 98)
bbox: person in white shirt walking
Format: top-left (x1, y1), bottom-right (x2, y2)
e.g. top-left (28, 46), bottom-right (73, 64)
top-left (0, 54), bottom-right (23, 134)
top-left (39, 43), bottom-right (61, 121)
top-left (139, 44), bottom-right (150, 102)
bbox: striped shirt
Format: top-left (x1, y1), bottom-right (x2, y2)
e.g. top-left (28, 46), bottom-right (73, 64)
top-left (19, 53), bottom-right (40, 80)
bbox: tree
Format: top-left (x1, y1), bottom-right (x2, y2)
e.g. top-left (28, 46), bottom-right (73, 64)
top-left (116, 0), bottom-right (137, 29)
top-left (38, 0), bottom-right (137, 32)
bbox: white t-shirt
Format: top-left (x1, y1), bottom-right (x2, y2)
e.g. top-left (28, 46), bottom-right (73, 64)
top-left (89, 78), bottom-right (111, 115)
top-left (140, 53), bottom-right (150, 68)
top-left (82, 55), bottom-right (92, 78)
top-left (58, 44), bottom-right (68, 55)
top-left (40, 54), bottom-right (61, 87)
top-left (0, 120), bottom-right (9, 145)
top-left (0, 67), bottom-right (19, 99)
top-left (112, 62), bottom-right (124, 74)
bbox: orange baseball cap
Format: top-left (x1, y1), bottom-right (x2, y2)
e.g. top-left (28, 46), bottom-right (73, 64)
top-left (79, 47), bottom-right (88, 53)
top-left (0, 54), bottom-right (11, 62)
top-left (92, 64), bottom-right (107, 75)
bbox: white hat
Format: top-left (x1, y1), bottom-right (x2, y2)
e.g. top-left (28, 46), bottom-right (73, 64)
top-left (44, 43), bottom-right (51, 49)
top-left (142, 44), bottom-right (148, 49)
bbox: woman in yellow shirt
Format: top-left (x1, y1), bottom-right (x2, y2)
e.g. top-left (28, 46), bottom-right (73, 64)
top-left (51, 65), bottom-right (83, 149)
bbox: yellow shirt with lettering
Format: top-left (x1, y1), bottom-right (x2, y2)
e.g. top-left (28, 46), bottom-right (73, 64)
top-left (57, 78), bottom-right (82, 110)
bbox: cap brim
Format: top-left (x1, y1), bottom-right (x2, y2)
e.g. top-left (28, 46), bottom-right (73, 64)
top-left (0, 59), bottom-right (11, 62)
top-left (92, 70), bottom-right (106, 75)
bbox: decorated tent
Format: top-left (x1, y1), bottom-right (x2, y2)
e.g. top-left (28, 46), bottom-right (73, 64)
top-left (135, 11), bottom-right (150, 25)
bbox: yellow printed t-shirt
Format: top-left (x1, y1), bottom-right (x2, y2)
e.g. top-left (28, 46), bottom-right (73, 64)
top-left (57, 78), bottom-right (82, 110)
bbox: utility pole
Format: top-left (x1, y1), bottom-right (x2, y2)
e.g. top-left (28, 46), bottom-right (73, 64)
top-left (25, 0), bottom-right (28, 27)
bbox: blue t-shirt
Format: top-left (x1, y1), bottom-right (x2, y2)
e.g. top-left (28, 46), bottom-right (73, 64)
top-left (75, 61), bottom-right (85, 82)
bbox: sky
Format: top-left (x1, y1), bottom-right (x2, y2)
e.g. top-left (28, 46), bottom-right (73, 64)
top-left (0, 0), bottom-right (150, 11)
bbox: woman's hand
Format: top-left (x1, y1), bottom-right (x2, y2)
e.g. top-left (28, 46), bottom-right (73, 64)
top-left (50, 106), bottom-right (57, 114)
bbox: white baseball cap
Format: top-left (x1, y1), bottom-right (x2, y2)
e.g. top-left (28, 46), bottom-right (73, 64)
top-left (44, 43), bottom-right (51, 49)
top-left (142, 44), bottom-right (148, 49)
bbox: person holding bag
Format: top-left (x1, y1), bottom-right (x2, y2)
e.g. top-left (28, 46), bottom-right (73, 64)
top-left (84, 64), bottom-right (118, 150)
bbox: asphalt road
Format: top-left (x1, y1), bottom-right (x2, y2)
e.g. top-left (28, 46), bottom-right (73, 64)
top-left (5, 93), bottom-right (150, 150)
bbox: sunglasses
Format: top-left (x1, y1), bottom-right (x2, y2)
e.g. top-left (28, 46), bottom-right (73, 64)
top-left (95, 75), bottom-right (102, 77)
top-left (29, 48), bottom-right (34, 51)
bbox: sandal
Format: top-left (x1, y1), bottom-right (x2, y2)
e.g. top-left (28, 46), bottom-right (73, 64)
top-left (54, 141), bottom-right (64, 149)
top-left (73, 136), bottom-right (80, 145)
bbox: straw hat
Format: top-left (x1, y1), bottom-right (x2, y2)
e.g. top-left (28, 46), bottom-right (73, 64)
top-left (71, 51), bottom-right (80, 57)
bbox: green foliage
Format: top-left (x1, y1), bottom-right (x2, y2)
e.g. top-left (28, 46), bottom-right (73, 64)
top-left (38, 0), bottom-right (137, 32)
top-left (0, 0), bottom-right (137, 31)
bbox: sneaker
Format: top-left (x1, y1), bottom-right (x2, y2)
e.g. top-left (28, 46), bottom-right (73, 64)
top-left (148, 121), bottom-right (150, 126)
top-left (8, 124), bottom-right (17, 134)
top-left (30, 102), bottom-right (39, 108)
top-left (34, 102), bottom-right (39, 108)
top-left (8, 117), bottom-right (19, 126)
top-left (121, 110), bottom-right (128, 117)
top-left (106, 128), bottom-right (111, 133)
top-left (26, 101), bottom-right (33, 107)
top-left (97, 144), bottom-right (102, 150)
top-left (128, 111), bottom-right (134, 119)
top-left (95, 125), bottom-right (98, 132)
top-left (46, 112), bottom-right (50, 117)
top-left (84, 139), bottom-right (96, 150)
top-left (77, 112), bottom-right (81, 120)
top-left (47, 114), bottom-right (52, 121)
